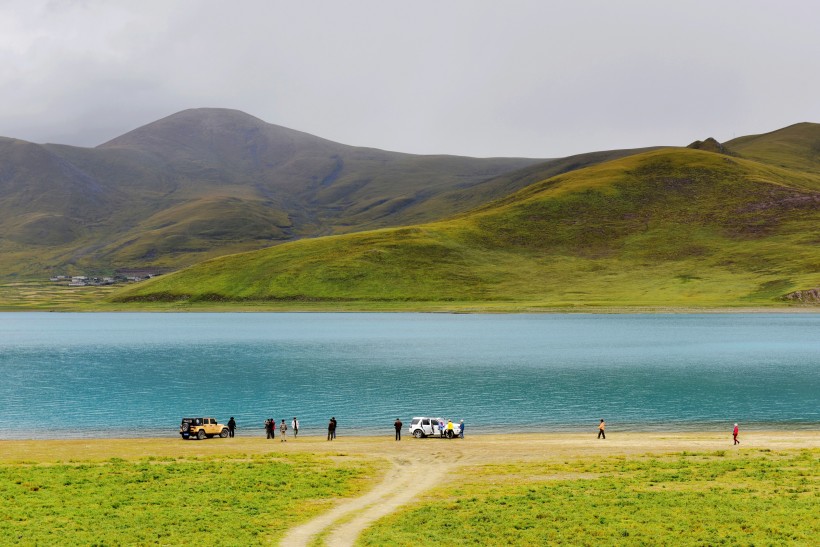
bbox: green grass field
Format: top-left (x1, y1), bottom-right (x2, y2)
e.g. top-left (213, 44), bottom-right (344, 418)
top-left (360, 449), bottom-right (819, 546)
top-left (5, 448), bottom-right (813, 545)
top-left (0, 452), bottom-right (381, 545)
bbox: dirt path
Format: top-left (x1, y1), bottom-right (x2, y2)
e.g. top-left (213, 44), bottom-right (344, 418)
top-left (281, 449), bottom-right (460, 547)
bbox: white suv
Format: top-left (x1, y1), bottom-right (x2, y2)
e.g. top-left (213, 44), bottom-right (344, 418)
top-left (408, 417), bottom-right (461, 438)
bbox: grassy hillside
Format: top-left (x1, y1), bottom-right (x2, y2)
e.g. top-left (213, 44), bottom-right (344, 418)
top-left (727, 122), bottom-right (820, 175)
top-left (114, 145), bottom-right (820, 308)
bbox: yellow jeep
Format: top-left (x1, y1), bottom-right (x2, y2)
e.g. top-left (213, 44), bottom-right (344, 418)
top-left (180, 417), bottom-right (229, 440)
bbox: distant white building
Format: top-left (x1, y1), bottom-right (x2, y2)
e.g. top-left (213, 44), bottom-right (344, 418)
top-left (69, 276), bottom-right (88, 286)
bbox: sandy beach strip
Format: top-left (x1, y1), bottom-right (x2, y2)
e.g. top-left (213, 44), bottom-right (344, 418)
top-left (2, 430), bottom-right (817, 464)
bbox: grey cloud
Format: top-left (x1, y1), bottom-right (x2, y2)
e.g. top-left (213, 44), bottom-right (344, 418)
top-left (0, 0), bottom-right (818, 157)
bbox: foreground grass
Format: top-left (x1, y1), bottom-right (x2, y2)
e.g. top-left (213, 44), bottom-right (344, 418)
top-left (360, 449), bottom-right (818, 546)
top-left (0, 282), bottom-right (120, 311)
top-left (0, 452), bottom-right (382, 545)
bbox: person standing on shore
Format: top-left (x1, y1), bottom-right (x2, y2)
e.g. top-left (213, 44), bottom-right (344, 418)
top-left (227, 417), bottom-right (236, 438)
top-left (598, 419), bottom-right (606, 440)
top-left (292, 417), bottom-right (299, 438)
top-left (733, 423), bottom-right (740, 445)
top-left (265, 418), bottom-right (275, 439)
top-left (459, 419), bottom-right (465, 439)
top-left (280, 419), bottom-right (288, 442)
top-left (394, 418), bottom-right (403, 441)
top-left (331, 417), bottom-right (337, 439)
top-left (328, 417), bottom-right (336, 441)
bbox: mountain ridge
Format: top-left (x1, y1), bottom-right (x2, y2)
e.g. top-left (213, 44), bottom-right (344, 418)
top-left (0, 108), bottom-right (555, 277)
top-left (2, 111), bottom-right (818, 310)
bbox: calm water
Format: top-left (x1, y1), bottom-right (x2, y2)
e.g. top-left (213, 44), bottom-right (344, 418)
top-left (0, 313), bottom-right (817, 439)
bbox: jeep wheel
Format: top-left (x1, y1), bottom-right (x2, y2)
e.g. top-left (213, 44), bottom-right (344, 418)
top-left (413, 430), bottom-right (423, 438)
top-left (220, 428), bottom-right (229, 438)
top-left (197, 430), bottom-right (206, 440)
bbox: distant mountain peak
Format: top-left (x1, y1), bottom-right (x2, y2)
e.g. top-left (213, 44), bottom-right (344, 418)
top-left (96, 107), bottom-right (330, 153)
top-left (687, 137), bottom-right (734, 156)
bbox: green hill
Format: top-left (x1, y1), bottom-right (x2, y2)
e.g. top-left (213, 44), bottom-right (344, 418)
top-left (727, 122), bottom-right (820, 175)
top-left (114, 132), bottom-right (820, 308)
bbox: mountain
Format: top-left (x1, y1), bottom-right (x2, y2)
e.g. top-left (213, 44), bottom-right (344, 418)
top-left (0, 108), bottom-right (552, 277)
top-left (114, 124), bottom-right (820, 308)
top-left (0, 108), bottom-right (666, 279)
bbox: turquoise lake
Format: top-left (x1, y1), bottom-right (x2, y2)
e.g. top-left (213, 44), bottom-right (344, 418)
top-left (0, 312), bottom-right (817, 439)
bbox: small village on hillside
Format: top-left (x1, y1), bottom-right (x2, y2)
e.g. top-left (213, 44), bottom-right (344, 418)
top-left (49, 269), bottom-right (162, 287)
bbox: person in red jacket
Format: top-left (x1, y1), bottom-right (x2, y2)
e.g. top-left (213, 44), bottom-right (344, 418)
top-left (733, 423), bottom-right (740, 445)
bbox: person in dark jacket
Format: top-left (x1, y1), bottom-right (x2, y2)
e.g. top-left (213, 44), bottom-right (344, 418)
top-left (265, 418), bottom-right (275, 439)
top-left (394, 418), bottom-right (403, 441)
top-left (459, 419), bottom-right (465, 439)
top-left (227, 417), bottom-right (236, 438)
top-left (327, 417), bottom-right (337, 440)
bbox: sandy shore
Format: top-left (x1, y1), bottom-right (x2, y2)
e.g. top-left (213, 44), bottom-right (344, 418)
top-left (2, 430), bottom-right (817, 464)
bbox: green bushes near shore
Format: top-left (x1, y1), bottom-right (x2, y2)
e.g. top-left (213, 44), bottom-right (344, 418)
top-left (0, 452), bottom-right (380, 545)
top-left (360, 449), bottom-right (818, 546)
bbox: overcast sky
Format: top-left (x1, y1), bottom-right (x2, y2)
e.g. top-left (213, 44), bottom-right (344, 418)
top-left (1, 1), bottom-right (818, 158)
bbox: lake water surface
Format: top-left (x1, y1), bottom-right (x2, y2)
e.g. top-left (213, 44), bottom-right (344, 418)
top-left (0, 313), bottom-right (817, 439)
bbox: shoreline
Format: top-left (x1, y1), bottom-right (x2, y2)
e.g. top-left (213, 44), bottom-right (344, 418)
top-left (1, 284), bottom-right (818, 314)
top-left (1, 305), bottom-right (818, 314)
top-left (3, 421), bottom-right (819, 442)
top-left (3, 431), bottom-right (817, 464)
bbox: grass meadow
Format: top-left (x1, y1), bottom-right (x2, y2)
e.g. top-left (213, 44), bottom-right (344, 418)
top-left (0, 282), bottom-right (119, 311)
top-left (0, 452), bottom-right (382, 545)
top-left (360, 449), bottom-right (819, 546)
top-left (0, 441), bottom-right (816, 545)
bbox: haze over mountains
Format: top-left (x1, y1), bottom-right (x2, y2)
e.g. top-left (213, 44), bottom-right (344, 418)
top-left (0, 108), bottom-right (654, 278)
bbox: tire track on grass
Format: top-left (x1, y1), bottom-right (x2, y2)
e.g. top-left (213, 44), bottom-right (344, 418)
top-left (280, 451), bottom-right (455, 546)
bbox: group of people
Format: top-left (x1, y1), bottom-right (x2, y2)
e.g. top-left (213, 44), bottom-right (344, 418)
top-left (263, 417), bottom-right (301, 441)
top-left (226, 416), bottom-right (340, 440)
top-left (220, 415), bottom-right (337, 441)
top-left (438, 418), bottom-right (463, 439)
